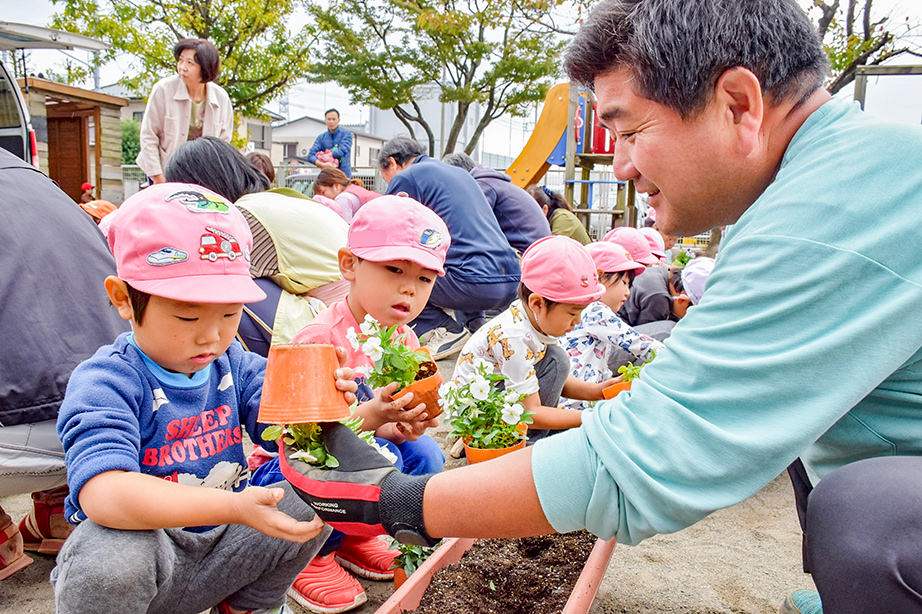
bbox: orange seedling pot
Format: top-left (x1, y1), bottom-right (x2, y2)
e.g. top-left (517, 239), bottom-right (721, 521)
top-left (258, 344), bottom-right (351, 424)
top-left (602, 381), bottom-right (631, 400)
top-left (463, 437), bottom-right (526, 464)
top-left (392, 567), bottom-right (408, 590)
top-left (392, 348), bottom-right (445, 420)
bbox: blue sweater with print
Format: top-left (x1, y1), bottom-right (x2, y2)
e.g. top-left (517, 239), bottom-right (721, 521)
top-left (387, 156), bottom-right (520, 283)
top-left (57, 333), bottom-right (272, 525)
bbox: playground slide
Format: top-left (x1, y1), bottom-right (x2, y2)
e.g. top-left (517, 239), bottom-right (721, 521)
top-left (506, 83), bottom-right (571, 188)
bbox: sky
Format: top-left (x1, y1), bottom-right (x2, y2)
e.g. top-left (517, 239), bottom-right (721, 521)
top-left (2, 0), bottom-right (920, 159)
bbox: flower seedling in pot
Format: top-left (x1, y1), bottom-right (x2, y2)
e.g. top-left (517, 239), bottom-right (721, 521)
top-left (603, 351), bottom-right (656, 399)
top-left (349, 315), bottom-right (444, 418)
top-left (262, 415), bottom-right (396, 469)
top-left (444, 358), bottom-right (533, 453)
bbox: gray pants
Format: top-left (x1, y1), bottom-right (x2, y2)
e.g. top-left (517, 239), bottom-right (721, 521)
top-left (525, 344), bottom-right (570, 443)
top-left (51, 481), bottom-right (331, 614)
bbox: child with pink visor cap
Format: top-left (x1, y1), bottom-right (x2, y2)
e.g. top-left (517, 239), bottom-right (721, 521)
top-left (453, 235), bottom-right (619, 441)
top-left (53, 183), bottom-right (359, 614)
top-left (278, 195), bottom-right (449, 613)
top-left (561, 242), bottom-right (665, 411)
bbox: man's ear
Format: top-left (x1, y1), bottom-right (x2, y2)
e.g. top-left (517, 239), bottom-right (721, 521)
top-left (338, 248), bottom-right (358, 281)
top-left (713, 67), bottom-right (763, 155)
top-left (105, 276), bottom-right (134, 322)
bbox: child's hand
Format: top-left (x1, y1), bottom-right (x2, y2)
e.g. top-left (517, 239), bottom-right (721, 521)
top-left (333, 346), bottom-right (359, 405)
top-left (595, 377), bottom-right (621, 400)
top-left (233, 486), bottom-right (325, 542)
top-left (360, 382), bottom-right (428, 432)
top-left (395, 415), bottom-right (439, 442)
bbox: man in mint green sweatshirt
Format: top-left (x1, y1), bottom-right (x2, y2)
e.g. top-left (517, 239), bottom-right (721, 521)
top-left (283, 2), bottom-right (922, 613)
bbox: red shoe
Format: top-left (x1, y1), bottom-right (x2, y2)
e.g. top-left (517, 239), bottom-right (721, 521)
top-left (0, 508), bottom-right (33, 581)
top-left (286, 554), bottom-right (366, 614)
top-left (335, 535), bottom-right (396, 581)
top-left (18, 485), bottom-right (73, 555)
top-left (246, 446), bottom-right (276, 472)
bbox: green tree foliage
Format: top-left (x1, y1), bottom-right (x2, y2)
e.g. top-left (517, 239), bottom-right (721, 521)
top-left (804, 0), bottom-right (921, 93)
top-left (121, 118), bottom-right (140, 165)
top-left (308, 0), bottom-right (569, 155)
top-left (48, 0), bottom-right (315, 119)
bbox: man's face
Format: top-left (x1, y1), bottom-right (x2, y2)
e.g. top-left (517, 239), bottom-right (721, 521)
top-left (594, 68), bottom-right (744, 237)
top-left (325, 111), bottom-right (340, 131)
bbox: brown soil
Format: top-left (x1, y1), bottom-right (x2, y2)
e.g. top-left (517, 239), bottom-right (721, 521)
top-left (414, 532), bottom-right (597, 614)
top-left (415, 360), bottom-right (438, 381)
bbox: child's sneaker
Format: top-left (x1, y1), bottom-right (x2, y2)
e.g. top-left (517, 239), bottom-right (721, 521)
top-left (18, 485), bottom-right (73, 554)
top-left (212, 601), bottom-right (294, 614)
top-left (287, 553), bottom-right (366, 614)
top-left (0, 508), bottom-right (33, 581)
top-left (335, 535), bottom-right (397, 580)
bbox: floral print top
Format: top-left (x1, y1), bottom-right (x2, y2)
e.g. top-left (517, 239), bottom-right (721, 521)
top-left (560, 301), bottom-right (664, 410)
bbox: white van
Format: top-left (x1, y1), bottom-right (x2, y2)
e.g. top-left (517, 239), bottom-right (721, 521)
top-left (0, 57), bottom-right (36, 165)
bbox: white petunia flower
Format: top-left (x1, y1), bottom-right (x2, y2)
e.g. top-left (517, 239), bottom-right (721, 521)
top-left (360, 315), bottom-right (378, 335)
top-left (345, 327), bottom-right (360, 350)
top-left (289, 450), bottom-right (319, 463)
top-left (438, 382), bottom-right (453, 399)
top-left (470, 378), bottom-right (490, 401)
top-left (501, 403), bottom-right (525, 425)
top-left (504, 390), bottom-right (521, 405)
top-left (366, 344), bottom-right (384, 362)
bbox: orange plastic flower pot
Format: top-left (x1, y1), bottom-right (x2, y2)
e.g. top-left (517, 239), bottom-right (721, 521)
top-left (602, 380), bottom-right (631, 400)
top-left (393, 567), bottom-right (408, 590)
top-left (257, 344), bottom-right (351, 424)
top-left (463, 437), bottom-right (526, 464)
top-left (392, 349), bottom-right (445, 420)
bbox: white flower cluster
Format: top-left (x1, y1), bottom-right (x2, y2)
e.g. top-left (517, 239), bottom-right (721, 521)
top-left (442, 359), bottom-right (526, 426)
top-left (347, 315), bottom-right (384, 361)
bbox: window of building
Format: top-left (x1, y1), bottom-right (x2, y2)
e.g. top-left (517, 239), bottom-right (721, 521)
top-left (248, 123), bottom-right (269, 150)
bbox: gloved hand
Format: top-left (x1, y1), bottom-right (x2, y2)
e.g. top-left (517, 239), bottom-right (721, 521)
top-left (280, 421), bottom-right (438, 546)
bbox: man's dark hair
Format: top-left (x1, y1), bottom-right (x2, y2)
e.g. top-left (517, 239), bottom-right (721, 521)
top-left (565, 0), bottom-right (828, 117)
top-left (441, 152), bottom-right (476, 172)
top-left (125, 283), bottom-right (151, 324)
top-left (173, 38), bottom-right (221, 83)
top-left (377, 137), bottom-right (425, 171)
top-left (324, 108), bottom-right (340, 118)
top-left (165, 136), bottom-right (270, 202)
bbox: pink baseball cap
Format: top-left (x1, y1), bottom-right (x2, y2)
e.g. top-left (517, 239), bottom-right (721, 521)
top-left (520, 236), bottom-right (603, 304)
top-left (348, 195), bottom-right (450, 275)
top-left (585, 241), bottom-right (646, 276)
top-left (602, 226), bottom-right (660, 266)
top-left (639, 227), bottom-right (667, 260)
top-left (107, 183), bottom-right (266, 303)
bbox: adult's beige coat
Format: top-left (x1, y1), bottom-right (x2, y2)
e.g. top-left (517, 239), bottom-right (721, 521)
top-left (135, 75), bottom-right (234, 178)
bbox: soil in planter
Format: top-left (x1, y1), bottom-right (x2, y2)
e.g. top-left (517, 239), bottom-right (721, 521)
top-left (415, 361), bottom-right (438, 380)
top-left (413, 531), bottom-right (596, 614)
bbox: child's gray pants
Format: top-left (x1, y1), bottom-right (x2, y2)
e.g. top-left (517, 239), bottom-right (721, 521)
top-left (51, 481), bottom-right (331, 614)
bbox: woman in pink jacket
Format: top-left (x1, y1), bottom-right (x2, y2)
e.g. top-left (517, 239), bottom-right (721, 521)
top-left (136, 39), bottom-right (234, 184)
top-left (312, 167), bottom-right (381, 224)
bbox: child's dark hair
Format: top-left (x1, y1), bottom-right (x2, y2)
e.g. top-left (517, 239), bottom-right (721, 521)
top-left (525, 185), bottom-right (574, 217)
top-left (599, 269), bottom-right (636, 287)
top-left (517, 282), bottom-right (557, 309)
top-left (668, 266), bottom-right (685, 294)
top-left (125, 283), bottom-right (151, 324)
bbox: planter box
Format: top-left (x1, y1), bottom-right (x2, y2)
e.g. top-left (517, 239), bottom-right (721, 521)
top-left (375, 536), bottom-right (617, 614)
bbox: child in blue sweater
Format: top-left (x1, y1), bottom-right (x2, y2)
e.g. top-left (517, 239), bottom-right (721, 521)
top-left (53, 183), bottom-right (357, 614)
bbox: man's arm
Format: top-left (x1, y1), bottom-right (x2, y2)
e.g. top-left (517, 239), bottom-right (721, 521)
top-left (333, 130), bottom-right (352, 162)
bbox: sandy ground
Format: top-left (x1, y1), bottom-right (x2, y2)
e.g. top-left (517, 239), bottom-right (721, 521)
top-left (0, 356), bottom-right (814, 614)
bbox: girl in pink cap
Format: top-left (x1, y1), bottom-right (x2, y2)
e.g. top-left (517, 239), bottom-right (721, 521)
top-left (560, 242), bottom-right (665, 410)
top-left (452, 235), bottom-right (620, 440)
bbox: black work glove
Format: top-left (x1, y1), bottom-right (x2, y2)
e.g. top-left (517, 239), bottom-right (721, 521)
top-left (280, 421), bottom-right (438, 546)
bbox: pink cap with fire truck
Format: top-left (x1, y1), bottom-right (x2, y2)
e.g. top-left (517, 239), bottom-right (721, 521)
top-left (106, 182), bottom-right (266, 303)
